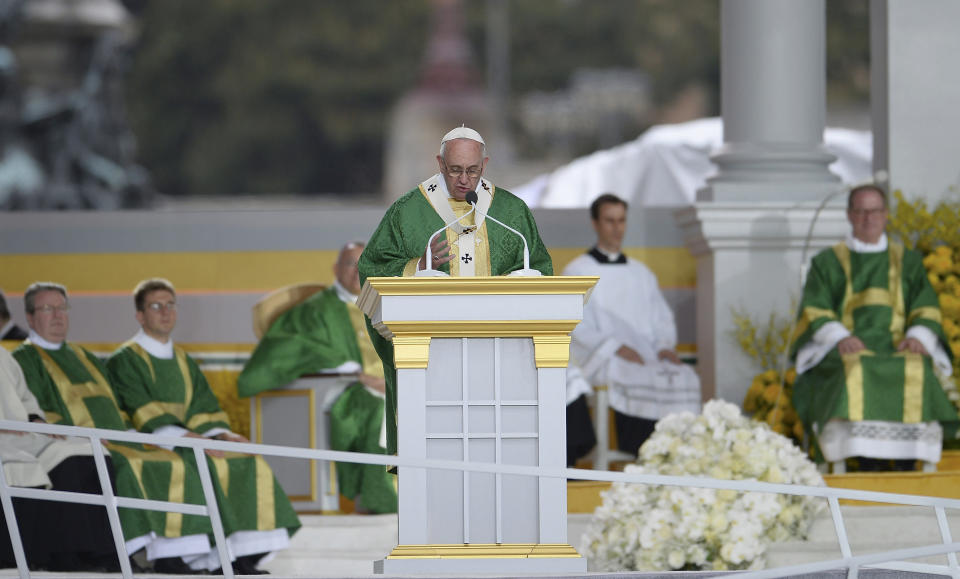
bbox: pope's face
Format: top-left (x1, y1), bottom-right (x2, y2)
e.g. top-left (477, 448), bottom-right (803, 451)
top-left (437, 139), bottom-right (487, 201)
top-left (334, 245), bottom-right (364, 295)
top-left (136, 289), bottom-right (177, 342)
top-left (848, 188), bottom-right (887, 245)
top-left (27, 290), bottom-right (69, 343)
top-left (592, 201), bottom-right (627, 252)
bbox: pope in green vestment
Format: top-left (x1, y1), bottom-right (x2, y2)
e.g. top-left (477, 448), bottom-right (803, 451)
top-left (791, 186), bottom-right (960, 465)
top-left (358, 128), bottom-right (554, 456)
top-left (238, 243), bottom-right (398, 514)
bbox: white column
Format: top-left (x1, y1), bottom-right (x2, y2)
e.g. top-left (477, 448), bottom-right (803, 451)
top-left (703, 0), bottom-right (839, 202)
top-left (683, 0), bottom-right (847, 405)
top-left (871, 0), bottom-right (960, 203)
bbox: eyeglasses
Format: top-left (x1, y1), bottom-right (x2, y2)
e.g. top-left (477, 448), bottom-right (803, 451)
top-left (849, 208), bottom-right (887, 218)
top-left (34, 304), bottom-right (70, 314)
top-left (441, 161), bottom-right (482, 179)
top-left (146, 302), bottom-right (177, 312)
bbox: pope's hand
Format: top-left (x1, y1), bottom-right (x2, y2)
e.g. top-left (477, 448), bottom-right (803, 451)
top-left (420, 232), bottom-right (453, 270)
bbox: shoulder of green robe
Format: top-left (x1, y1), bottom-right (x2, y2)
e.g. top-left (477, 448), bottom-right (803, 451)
top-left (106, 342), bottom-right (138, 364)
top-left (392, 187), bottom-right (432, 213)
top-left (901, 246), bottom-right (926, 267)
top-left (11, 342), bottom-right (36, 361)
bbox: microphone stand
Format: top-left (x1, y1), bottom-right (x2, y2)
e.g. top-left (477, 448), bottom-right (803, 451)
top-left (465, 191), bottom-right (541, 277)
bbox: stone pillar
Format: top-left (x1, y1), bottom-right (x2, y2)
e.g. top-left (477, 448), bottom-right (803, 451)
top-left (682, 0), bottom-right (847, 406)
top-left (704, 0), bottom-right (839, 202)
top-left (871, 0), bottom-right (960, 203)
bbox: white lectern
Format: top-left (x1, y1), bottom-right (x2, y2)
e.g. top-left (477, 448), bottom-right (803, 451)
top-left (359, 276), bottom-right (597, 574)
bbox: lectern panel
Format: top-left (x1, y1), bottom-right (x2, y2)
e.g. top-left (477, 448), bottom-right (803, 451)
top-left (499, 338), bottom-right (537, 399)
top-left (425, 339), bottom-right (462, 401)
top-left (467, 338), bottom-right (496, 400)
top-left (468, 406), bottom-right (496, 433)
top-left (426, 406), bottom-right (462, 434)
top-left (500, 437), bottom-right (540, 542)
top-left (467, 438), bottom-right (497, 542)
top-left (426, 438), bottom-right (464, 543)
top-left (502, 405), bottom-right (538, 433)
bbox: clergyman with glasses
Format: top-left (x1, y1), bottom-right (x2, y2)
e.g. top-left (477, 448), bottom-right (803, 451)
top-left (791, 184), bottom-right (960, 472)
top-left (105, 278), bottom-right (300, 574)
top-left (358, 126), bottom-right (553, 455)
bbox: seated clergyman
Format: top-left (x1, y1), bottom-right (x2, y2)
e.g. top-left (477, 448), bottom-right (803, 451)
top-left (1, 346), bottom-right (116, 571)
top-left (791, 184), bottom-right (960, 470)
top-left (12, 281), bottom-right (218, 574)
top-left (106, 278), bottom-right (301, 574)
top-left (238, 242), bottom-right (398, 514)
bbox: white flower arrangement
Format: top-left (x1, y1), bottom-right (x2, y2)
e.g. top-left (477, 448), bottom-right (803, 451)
top-left (581, 399), bottom-right (826, 571)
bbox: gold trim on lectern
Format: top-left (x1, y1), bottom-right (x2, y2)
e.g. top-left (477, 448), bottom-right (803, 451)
top-left (363, 276), bottom-right (599, 297)
top-left (385, 543), bottom-right (582, 559)
top-left (392, 336), bottom-right (432, 369)
top-left (384, 320), bottom-right (578, 368)
top-left (532, 335), bottom-right (573, 368)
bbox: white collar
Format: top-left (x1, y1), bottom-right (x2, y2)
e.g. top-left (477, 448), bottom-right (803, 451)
top-left (0, 319), bottom-right (14, 338)
top-left (845, 232), bottom-right (888, 253)
top-left (28, 329), bottom-right (62, 350)
top-left (595, 246), bottom-right (624, 261)
top-left (133, 329), bottom-right (174, 359)
top-left (332, 279), bottom-right (358, 305)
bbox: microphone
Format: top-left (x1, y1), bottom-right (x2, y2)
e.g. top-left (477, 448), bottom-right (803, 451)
top-left (465, 191), bottom-right (542, 277)
top-left (415, 202), bottom-right (477, 277)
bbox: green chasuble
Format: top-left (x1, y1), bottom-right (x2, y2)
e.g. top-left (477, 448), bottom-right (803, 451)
top-left (358, 182), bottom-right (554, 456)
top-left (12, 341), bottom-right (212, 541)
top-left (791, 242), bottom-right (960, 459)
top-left (237, 286), bottom-right (397, 513)
top-left (107, 342), bottom-right (301, 537)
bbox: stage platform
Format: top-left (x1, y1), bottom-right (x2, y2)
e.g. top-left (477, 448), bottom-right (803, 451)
top-left (1, 507), bottom-right (957, 578)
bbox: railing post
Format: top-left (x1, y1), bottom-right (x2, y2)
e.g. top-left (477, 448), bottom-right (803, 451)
top-left (0, 458), bottom-right (30, 579)
top-left (934, 506), bottom-right (960, 579)
top-left (90, 437), bottom-right (133, 579)
top-left (827, 495), bottom-right (857, 579)
top-left (193, 447), bottom-right (234, 578)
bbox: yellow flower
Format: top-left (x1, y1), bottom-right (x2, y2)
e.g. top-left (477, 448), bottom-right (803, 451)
top-left (761, 369), bottom-right (778, 383)
top-left (793, 421), bottom-right (805, 439)
top-left (763, 384), bottom-right (781, 405)
top-left (784, 367), bottom-right (797, 385)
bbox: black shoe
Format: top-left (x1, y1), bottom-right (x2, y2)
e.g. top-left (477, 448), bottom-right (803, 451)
top-left (154, 556), bottom-right (199, 574)
top-left (233, 555), bottom-right (269, 575)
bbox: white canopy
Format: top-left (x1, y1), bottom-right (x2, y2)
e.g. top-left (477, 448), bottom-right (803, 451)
top-left (513, 117), bottom-right (872, 208)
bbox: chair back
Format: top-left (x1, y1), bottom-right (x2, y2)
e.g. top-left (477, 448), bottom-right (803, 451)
top-left (252, 283), bottom-right (326, 339)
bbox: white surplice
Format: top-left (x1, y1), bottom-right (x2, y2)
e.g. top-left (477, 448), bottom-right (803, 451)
top-left (0, 347), bottom-right (93, 488)
top-left (563, 252), bottom-right (701, 420)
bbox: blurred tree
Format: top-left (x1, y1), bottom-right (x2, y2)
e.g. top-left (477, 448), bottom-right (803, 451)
top-left (126, 0), bottom-right (429, 197)
top-left (126, 0), bottom-right (867, 197)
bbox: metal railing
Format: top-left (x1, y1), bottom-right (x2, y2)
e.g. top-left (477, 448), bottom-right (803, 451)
top-left (2, 418), bottom-right (960, 579)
